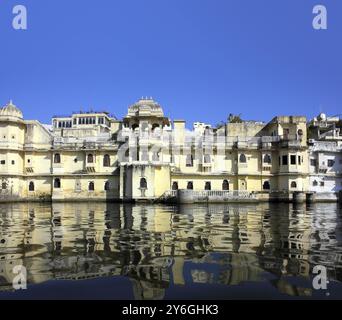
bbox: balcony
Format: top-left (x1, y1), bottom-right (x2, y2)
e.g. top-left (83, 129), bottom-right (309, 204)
top-left (278, 164), bottom-right (303, 174)
top-left (278, 134), bottom-right (303, 148)
top-left (280, 140), bottom-right (302, 148)
top-left (261, 142), bottom-right (273, 149)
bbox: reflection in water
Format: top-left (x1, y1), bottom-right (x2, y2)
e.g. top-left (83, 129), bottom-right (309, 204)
top-left (0, 202), bottom-right (342, 299)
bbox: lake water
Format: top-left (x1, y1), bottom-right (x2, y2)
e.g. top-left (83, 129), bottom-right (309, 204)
top-left (0, 202), bottom-right (342, 300)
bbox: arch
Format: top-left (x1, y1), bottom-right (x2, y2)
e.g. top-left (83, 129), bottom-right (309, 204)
top-left (132, 123), bottom-right (139, 130)
top-left (172, 182), bottom-right (179, 190)
top-left (140, 178), bottom-right (147, 189)
top-left (263, 154), bottom-right (271, 164)
top-left (152, 152), bottom-right (160, 161)
top-left (88, 181), bottom-right (95, 191)
top-left (186, 154), bottom-right (194, 167)
top-left (54, 153), bottom-right (61, 164)
top-left (204, 127), bottom-right (211, 136)
top-left (103, 154), bottom-right (110, 167)
top-left (313, 180), bottom-right (318, 187)
top-left (104, 181), bottom-right (110, 191)
top-left (263, 181), bottom-right (270, 190)
top-left (54, 178), bottom-right (61, 189)
top-left (205, 182), bottom-right (211, 190)
top-left (187, 181), bottom-right (193, 190)
top-left (239, 154), bottom-right (247, 163)
top-left (152, 123), bottom-right (160, 131)
top-left (204, 154), bottom-right (211, 163)
top-left (87, 154), bottom-right (94, 163)
top-left (29, 181), bottom-right (35, 192)
top-left (222, 180), bottom-right (229, 191)
top-left (290, 181), bottom-right (297, 189)
top-left (123, 148), bottom-right (130, 161)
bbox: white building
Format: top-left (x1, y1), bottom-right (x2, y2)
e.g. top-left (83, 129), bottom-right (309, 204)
top-left (308, 113), bottom-right (342, 200)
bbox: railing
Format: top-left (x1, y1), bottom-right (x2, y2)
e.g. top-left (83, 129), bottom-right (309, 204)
top-left (53, 135), bottom-right (112, 146)
top-left (311, 141), bottom-right (341, 152)
top-left (163, 190), bottom-right (178, 198)
top-left (280, 140), bottom-right (302, 148)
top-left (162, 189), bottom-right (257, 201)
top-left (183, 190), bottom-right (256, 199)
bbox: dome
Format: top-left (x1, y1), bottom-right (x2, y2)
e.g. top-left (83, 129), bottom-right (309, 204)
top-left (318, 113), bottom-right (327, 121)
top-left (0, 100), bottom-right (23, 119)
top-left (126, 97), bottom-right (165, 118)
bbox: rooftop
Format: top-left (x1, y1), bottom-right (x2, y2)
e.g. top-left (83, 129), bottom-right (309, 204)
top-left (52, 110), bottom-right (116, 119)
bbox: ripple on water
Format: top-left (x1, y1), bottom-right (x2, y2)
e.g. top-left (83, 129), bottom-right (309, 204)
top-left (0, 202), bottom-right (342, 299)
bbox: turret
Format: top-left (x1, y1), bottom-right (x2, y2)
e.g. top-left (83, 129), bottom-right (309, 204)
top-left (0, 101), bottom-right (25, 199)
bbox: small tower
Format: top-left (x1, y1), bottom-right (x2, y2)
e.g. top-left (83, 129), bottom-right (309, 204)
top-left (0, 101), bottom-right (25, 200)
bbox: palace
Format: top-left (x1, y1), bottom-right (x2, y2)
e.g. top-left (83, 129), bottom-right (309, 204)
top-left (0, 98), bottom-right (341, 203)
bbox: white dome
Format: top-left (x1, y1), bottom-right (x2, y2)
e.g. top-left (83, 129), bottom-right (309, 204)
top-left (126, 97), bottom-right (165, 118)
top-left (318, 113), bottom-right (327, 121)
top-left (0, 101), bottom-right (23, 119)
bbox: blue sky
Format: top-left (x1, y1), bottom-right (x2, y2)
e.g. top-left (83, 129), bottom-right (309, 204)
top-left (0, 0), bottom-right (341, 126)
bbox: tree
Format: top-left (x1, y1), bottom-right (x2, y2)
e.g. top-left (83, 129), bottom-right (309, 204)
top-left (228, 113), bottom-right (243, 123)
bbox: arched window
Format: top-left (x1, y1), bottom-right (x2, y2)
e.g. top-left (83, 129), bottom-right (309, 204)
top-left (54, 153), bottom-right (61, 164)
top-left (29, 181), bottom-right (35, 192)
top-left (104, 181), bottom-right (110, 191)
top-left (132, 123), bottom-right (139, 130)
top-left (140, 178), bottom-right (147, 189)
top-left (239, 154), bottom-right (247, 163)
top-left (172, 182), bottom-right (179, 190)
top-left (205, 182), bottom-right (211, 190)
top-left (89, 181), bottom-right (95, 191)
top-left (186, 154), bottom-right (194, 167)
top-left (1, 182), bottom-right (7, 190)
top-left (152, 152), bottom-right (160, 161)
top-left (54, 178), bottom-right (61, 189)
top-left (204, 154), bottom-right (211, 163)
top-left (187, 181), bottom-right (193, 190)
top-left (152, 123), bottom-right (160, 131)
top-left (291, 181), bottom-right (297, 189)
top-left (103, 154), bottom-right (110, 167)
top-left (313, 180), bottom-right (318, 186)
top-left (263, 154), bottom-right (271, 164)
top-left (123, 148), bottom-right (130, 162)
top-left (222, 180), bottom-right (229, 191)
top-left (263, 181), bottom-right (270, 190)
top-left (204, 126), bottom-right (211, 136)
top-left (87, 154), bottom-right (94, 163)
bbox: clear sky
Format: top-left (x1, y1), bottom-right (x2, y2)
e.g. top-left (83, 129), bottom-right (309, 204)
top-left (0, 0), bottom-right (341, 126)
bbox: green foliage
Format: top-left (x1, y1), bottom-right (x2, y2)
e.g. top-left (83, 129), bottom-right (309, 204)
top-left (228, 113), bottom-right (243, 123)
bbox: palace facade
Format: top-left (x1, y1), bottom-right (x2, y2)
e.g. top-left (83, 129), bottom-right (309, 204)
top-left (0, 98), bottom-right (341, 203)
